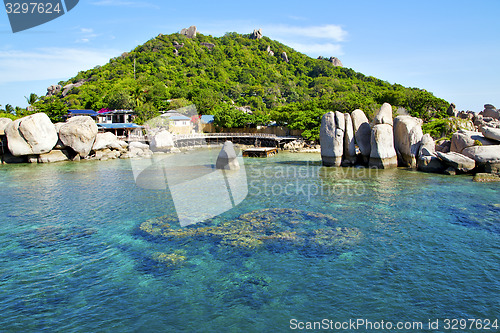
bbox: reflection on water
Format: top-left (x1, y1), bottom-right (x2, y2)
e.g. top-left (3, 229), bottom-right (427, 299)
top-left (0, 153), bottom-right (499, 332)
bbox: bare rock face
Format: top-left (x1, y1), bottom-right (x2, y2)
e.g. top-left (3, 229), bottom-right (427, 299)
top-left (216, 141), bottom-right (240, 170)
top-left (282, 52), bottom-right (289, 63)
top-left (266, 45), bottom-right (274, 56)
top-left (450, 130), bottom-right (496, 154)
top-left (329, 57), bottom-right (343, 67)
top-left (342, 113), bottom-right (357, 166)
top-left (200, 42), bottom-right (215, 50)
top-left (5, 113), bottom-right (58, 156)
top-left (481, 126), bottom-right (500, 142)
top-left (0, 118), bottom-right (13, 135)
top-left (61, 80), bottom-right (86, 97)
top-left (369, 124), bottom-right (397, 169)
top-left (373, 103), bottom-right (393, 126)
top-left (250, 29), bottom-right (263, 39)
top-left (320, 111), bottom-right (345, 167)
top-left (436, 151), bottom-right (476, 173)
top-left (351, 109), bottom-right (371, 162)
top-left (393, 115), bottom-right (423, 168)
top-left (417, 134), bottom-right (446, 173)
top-left (479, 104), bottom-right (499, 119)
top-left (462, 145), bottom-right (500, 174)
top-left (46, 84), bottom-right (62, 96)
top-left (180, 26), bottom-right (197, 38)
top-left (59, 116), bottom-right (98, 158)
top-left (447, 103), bottom-right (457, 117)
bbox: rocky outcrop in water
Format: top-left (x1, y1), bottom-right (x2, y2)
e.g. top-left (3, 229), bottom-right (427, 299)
top-left (436, 151), bottom-right (476, 173)
top-left (369, 104), bottom-right (397, 168)
top-left (320, 111), bottom-right (344, 167)
top-left (351, 109), bottom-right (371, 162)
top-left (393, 115), bottom-right (423, 168)
top-left (216, 141), bottom-right (240, 170)
top-left (417, 134), bottom-right (446, 173)
top-left (59, 116), bottom-right (98, 158)
top-left (342, 113), bottom-right (356, 166)
top-left (149, 130), bottom-right (174, 152)
top-left (4, 113), bottom-right (58, 156)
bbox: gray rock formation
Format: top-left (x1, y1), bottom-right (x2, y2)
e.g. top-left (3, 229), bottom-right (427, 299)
top-left (373, 103), bottom-right (393, 126)
top-left (342, 113), bottom-right (356, 166)
top-left (149, 130), bottom-right (175, 151)
top-left (479, 104), bottom-right (499, 119)
top-left (180, 26), bottom-right (197, 38)
top-left (393, 115), bottom-right (423, 168)
top-left (0, 118), bottom-right (13, 135)
top-left (446, 103), bottom-right (457, 117)
top-left (216, 141), bottom-right (240, 170)
top-left (351, 109), bottom-right (371, 162)
top-left (417, 134), bottom-right (446, 173)
top-left (59, 116), bottom-right (98, 158)
top-left (481, 126), bottom-right (500, 142)
top-left (266, 45), bottom-right (274, 56)
top-left (450, 130), bottom-right (496, 153)
top-left (436, 151), bottom-right (476, 173)
top-left (320, 111), bottom-right (345, 167)
top-left (329, 57), bottom-right (343, 67)
top-left (5, 113), bottom-right (58, 156)
top-left (282, 52), bottom-right (289, 63)
top-left (61, 80), bottom-right (86, 97)
top-left (46, 84), bottom-right (62, 96)
top-left (462, 145), bottom-right (500, 174)
top-left (92, 132), bottom-right (127, 151)
top-left (201, 42), bottom-right (215, 50)
top-left (369, 124), bottom-right (397, 168)
top-left (38, 150), bottom-right (70, 163)
top-left (250, 29), bottom-right (263, 39)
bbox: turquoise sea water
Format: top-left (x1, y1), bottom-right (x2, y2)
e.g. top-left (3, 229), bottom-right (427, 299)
top-left (0, 150), bottom-right (499, 332)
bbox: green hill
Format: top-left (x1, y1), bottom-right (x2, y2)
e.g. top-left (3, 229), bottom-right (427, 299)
top-left (37, 30), bottom-right (450, 140)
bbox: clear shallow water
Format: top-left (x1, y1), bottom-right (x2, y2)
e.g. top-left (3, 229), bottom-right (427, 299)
top-left (0, 150), bottom-right (499, 332)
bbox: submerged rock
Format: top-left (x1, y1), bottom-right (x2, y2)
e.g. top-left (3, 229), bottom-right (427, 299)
top-left (216, 141), bottom-right (240, 170)
top-left (320, 111), bottom-right (345, 167)
top-left (139, 208), bottom-right (361, 255)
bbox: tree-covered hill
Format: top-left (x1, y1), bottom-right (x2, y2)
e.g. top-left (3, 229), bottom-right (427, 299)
top-left (33, 30), bottom-right (450, 140)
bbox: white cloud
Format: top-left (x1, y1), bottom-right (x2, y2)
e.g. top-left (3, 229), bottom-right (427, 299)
top-left (264, 24), bottom-right (347, 42)
top-left (284, 42), bottom-right (344, 57)
top-left (0, 48), bottom-right (119, 84)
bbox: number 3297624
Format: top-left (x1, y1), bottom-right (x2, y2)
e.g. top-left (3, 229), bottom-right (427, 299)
top-left (5, 2), bottom-right (62, 14)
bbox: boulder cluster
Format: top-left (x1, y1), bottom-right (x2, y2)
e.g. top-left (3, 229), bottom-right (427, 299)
top-left (320, 103), bottom-right (500, 178)
top-left (0, 113), bottom-right (180, 164)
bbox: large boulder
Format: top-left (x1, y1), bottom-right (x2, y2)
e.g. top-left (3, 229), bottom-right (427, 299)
top-left (369, 124), bottom-right (397, 168)
top-left (250, 29), bottom-right (263, 39)
top-left (479, 104), bottom-right (499, 119)
top-left (393, 115), bottom-right (423, 168)
top-left (436, 152), bottom-right (476, 173)
top-left (342, 113), bottom-right (356, 166)
top-left (0, 118), bottom-right (13, 135)
top-left (180, 26), bottom-right (197, 38)
top-left (5, 113), bottom-right (58, 156)
top-left (320, 111), bottom-right (345, 167)
top-left (462, 145), bottom-right (500, 174)
top-left (481, 126), bottom-right (500, 142)
top-left (446, 103), bottom-right (457, 117)
top-left (450, 130), bottom-right (496, 153)
top-left (59, 116), bottom-right (98, 158)
top-left (38, 150), bottom-right (70, 163)
top-left (417, 134), bottom-right (446, 173)
top-left (149, 130), bottom-right (175, 151)
top-left (351, 109), bottom-right (371, 162)
top-left (373, 103), bottom-right (393, 126)
top-left (216, 141), bottom-right (240, 170)
top-left (92, 132), bottom-right (127, 151)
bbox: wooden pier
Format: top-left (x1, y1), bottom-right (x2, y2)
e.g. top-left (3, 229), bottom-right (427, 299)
top-left (243, 147), bottom-right (278, 158)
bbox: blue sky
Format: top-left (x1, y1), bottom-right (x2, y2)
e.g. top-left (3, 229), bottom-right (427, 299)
top-left (0, 0), bottom-right (498, 112)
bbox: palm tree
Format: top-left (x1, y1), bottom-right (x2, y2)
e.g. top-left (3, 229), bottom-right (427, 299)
top-left (24, 93), bottom-right (38, 106)
top-left (5, 104), bottom-right (14, 114)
